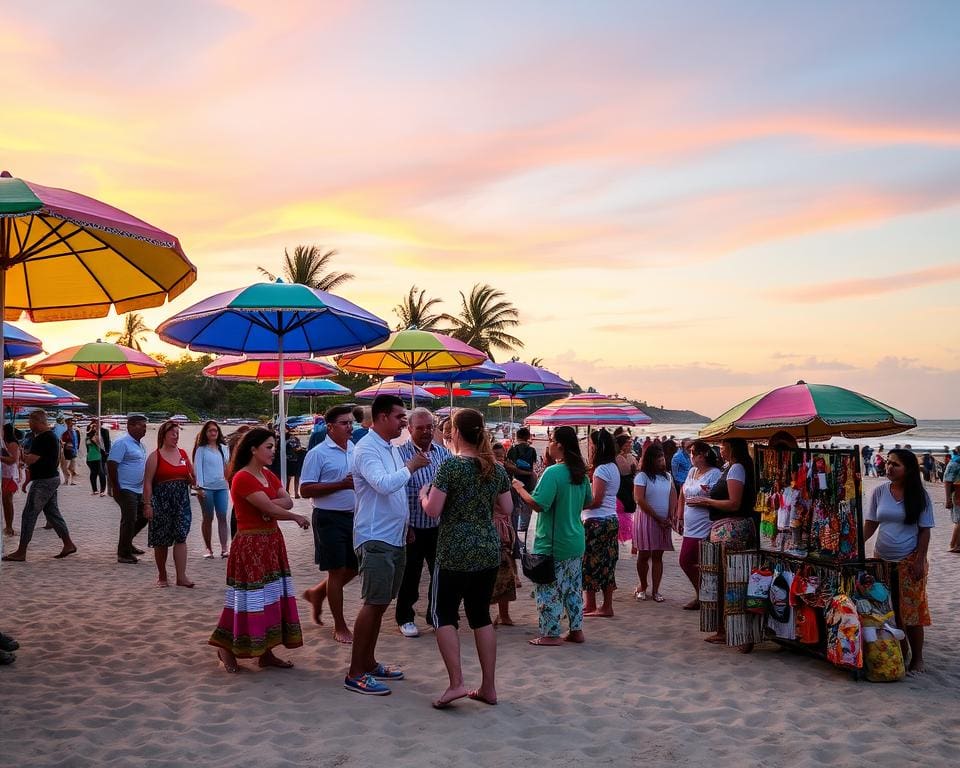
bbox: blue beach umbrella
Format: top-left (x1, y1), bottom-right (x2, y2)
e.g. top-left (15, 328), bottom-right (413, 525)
top-left (271, 378), bottom-right (351, 396)
top-left (469, 361), bottom-right (573, 437)
top-left (395, 359), bottom-right (506, 407)
top-left (157, 280), bottom-right (389, 480)
top-left (2, 321), bottom-right (43, 359)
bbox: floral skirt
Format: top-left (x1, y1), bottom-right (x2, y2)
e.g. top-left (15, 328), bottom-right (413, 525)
top-left (890, 551), bottom-right (931, 628)
top-left (148, 480), bottom-right (192, 547)
top-left (209, 528), bottom-right (303, 657)
top-left (583, 516), bottom-right (619, 591)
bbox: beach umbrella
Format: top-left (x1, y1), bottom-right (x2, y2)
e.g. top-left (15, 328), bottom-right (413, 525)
top-left (203, 354), bottom-right (338, 382)
top-left (23, 340), bottom-right (165, 424)
top-left (524, 393), bottom-right (653, 427)
top-left (489, 397), bottom-right (528, 408)
top-left (469, 361), bottom-right (573, 437)
top-left (157, 279), bottom-right (390, 481)
top-left (0, 171), bottom-right (195, 432)
top-left (2, 322), bottom-right (44, 359)
top-left (1, 378), bottom-right (58, 407)
top-left (335, 328), bottom-right (487, 408)
top-left (355, 380), bottom-right (436, 402)
top-left (271, 378), bottom-right (351, 397)
top-left (36, 382), bottom-right (88, 408)
top-left (423, 384), bottom-right (474, 398)
top-left (699, 380), bottom-right (917, 444)
top-left (395, 359), bottom-right (507, 407)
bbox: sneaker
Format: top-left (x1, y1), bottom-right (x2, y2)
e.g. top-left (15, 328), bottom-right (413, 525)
top-left (369, 663), bottom-right (404, 680)
top-left (398, 622), bottom-right (419, 638)
top-left (344, 673), bottom-right (391, 695)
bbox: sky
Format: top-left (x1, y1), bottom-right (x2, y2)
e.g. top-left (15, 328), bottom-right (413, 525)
top-left (2, 0), bottom-right (959, 418)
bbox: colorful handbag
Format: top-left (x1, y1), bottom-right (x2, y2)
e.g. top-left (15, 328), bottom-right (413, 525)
top-left (709, 517), bottom-right (755, 549)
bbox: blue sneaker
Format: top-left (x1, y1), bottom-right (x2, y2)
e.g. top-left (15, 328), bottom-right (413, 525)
top-left (369, 663), bottom-right (404, 680)
top-left (344, 673), bottom-right (391, 696)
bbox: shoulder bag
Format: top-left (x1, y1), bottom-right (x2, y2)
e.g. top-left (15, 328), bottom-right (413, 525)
top-left (520, 500), bottom-right (556, 584)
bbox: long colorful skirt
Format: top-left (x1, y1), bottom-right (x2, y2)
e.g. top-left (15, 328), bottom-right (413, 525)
top-left (582, 516), bottom-right (619, 591)
top-left (209, 528), bottom-right (303, 658)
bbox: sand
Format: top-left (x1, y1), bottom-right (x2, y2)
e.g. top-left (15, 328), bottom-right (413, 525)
top-left (1, 425), bottom-right (958, 767)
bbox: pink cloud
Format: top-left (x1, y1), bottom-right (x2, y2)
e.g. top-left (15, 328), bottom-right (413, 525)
top-left (777, 263), bottom-right (960, 303)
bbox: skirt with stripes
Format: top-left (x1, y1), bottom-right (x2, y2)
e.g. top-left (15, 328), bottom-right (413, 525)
top-left (209, 528), bottom-right (303, 657)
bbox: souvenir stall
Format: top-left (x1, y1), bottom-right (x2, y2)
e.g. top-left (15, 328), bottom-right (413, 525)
top-left (697, 382), bottom-right (918, 681)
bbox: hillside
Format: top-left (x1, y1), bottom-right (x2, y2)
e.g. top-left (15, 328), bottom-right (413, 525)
top-left (629, 400), bottom-right (710, 424)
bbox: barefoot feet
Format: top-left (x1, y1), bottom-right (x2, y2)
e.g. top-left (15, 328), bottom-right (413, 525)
top-left (302, 588), bottom-right (325, 625)
top-left (258, 650), bottom-right (294, 669)
top-left (432, 685), bottom-right (468, 709)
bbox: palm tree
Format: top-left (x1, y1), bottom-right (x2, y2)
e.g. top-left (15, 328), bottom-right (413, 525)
top-left (105, 312), bottom-right (152, 351)
top-left (441, 283), bottom-right (523, 361)
top-left (393, 286), bottom-right (444, 331)
top-left (257, 244), bottom-right (354, 291)
top-left (530, 357), bottom-right (544, 367)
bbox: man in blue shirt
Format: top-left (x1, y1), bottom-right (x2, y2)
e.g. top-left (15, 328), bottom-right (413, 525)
top-left (107, 414), bottom-right (148, 563)
top-left (671, 438), bottom-right (693, 494)
top-left (945, 447), bottom-right (960, 553)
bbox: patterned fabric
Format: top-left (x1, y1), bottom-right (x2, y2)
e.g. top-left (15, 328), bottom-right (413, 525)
top-left (892, 551), bottom-right (931, 627)
top-left (582, 516), bottom-right (618, 591)
top-left (148, 480), bottom-right (192, 547)
top-left (397, 440), bottom-right (451, 528)
top-left (534, 556), bottom-right (584, 637)
top-left (708, 517), bottom-right (755, 550)
top-left (433, 457), bottom-right (510, 571)
top-left (209, 528), bottom-right (303, 657)
top-left (490, 525), bottom-right (518, 603)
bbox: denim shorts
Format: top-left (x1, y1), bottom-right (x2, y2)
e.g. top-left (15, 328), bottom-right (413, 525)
top-left (355, 540), bottom-right (406, 606)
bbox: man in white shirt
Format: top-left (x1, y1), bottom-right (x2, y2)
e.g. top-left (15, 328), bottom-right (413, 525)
top-left (344, 395), bottom-right (429, 696)
top-left (301, 404), bottom-right (358, 644)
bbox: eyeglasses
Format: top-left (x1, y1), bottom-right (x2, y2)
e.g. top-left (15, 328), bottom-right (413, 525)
top-left (333, 420), bottom-right (354, 427)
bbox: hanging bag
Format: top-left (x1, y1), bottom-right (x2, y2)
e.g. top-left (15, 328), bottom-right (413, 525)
top-left (745, 565), bottom-right (774, 614)
top-left (520, 501), bottom-right (556, 584)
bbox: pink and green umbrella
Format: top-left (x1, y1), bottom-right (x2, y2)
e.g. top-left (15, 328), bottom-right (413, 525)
top-left (699, 380), bottom-right (917, 442)
top-left (203, 354), bottom-right (338, 382)
top-left (24, 340), bottom-right (165, 423)
top-left (524, 393), bottom-right (652, 427)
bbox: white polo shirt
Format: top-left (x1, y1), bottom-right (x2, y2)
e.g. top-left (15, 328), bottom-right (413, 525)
top-left (300, 436), bottom-right (355, 512)
top-left (351, 429), bottom-right (411, 548)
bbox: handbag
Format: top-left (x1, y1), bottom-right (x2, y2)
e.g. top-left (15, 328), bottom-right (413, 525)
top-left (520, 499), bottom-right (556, 584)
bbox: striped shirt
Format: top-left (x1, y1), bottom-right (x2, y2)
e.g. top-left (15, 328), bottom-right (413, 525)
top-left (396, 439), bottom-right (451, 529)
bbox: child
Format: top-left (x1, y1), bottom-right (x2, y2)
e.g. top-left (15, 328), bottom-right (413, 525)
top-left (491, 443), bottom-right (519, 626)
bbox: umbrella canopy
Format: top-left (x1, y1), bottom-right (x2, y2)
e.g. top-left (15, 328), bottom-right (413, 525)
top-left (524, 393), bottom-right (653, 427)
top-left (470, 361), bottom-right (572, 436)
top-left (699, 380), bottom-right (917, 442)
top-left (335, 328), bottom-right (487, 408)
top-left (271, 378), bottom-right (351, 397)
top-left (2, 378), bottom-right (58, 406)
top-left (0, 171), bottom-right (196, 322)
top-left (355, 381), bottom-right (436, 402)
top-left (157, 279), bottom-right (389, 482)
top-left (395, 360), bottom-right (506, 407)
top-left (204, 354), bottom-right (338, 382)
top-left (2, 322), bottom-right (44, 359)
top-left (36, 381), bottom-right (87, 408)
top-left (24, 340), bottom-right (165, 423)
top-left (423, 384), bottom-right (473, 398)
top-left (489, 397), bottom-right (528, 408)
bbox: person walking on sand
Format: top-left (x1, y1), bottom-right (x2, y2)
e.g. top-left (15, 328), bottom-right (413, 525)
top-left (942, 447), bottom-right (960, 553)
top-left (2, 410), bottom-right (77, 562)
top-left (209, 427), bottom-right (310, 673)
top-left (60, 417), bottom-right (80, 485)
top-left (511, 425), bottom-right (592, 647)
top-left (300, 405), bottom-right (359, 644)
top-left (394, 408), bottom-right (451, 638)
top-left (344, 395), bottom-right (430, 696)
top-left (193, 421), bottom-right (232, 559)
top-left (108, 414), bottom-right (149, 563)
top-left (2, 424), bottom-right (22, 537)
top-left (84, 420), bottom-right (107, 496)
top-left (419, 408), bottom-right (512, 709)
top-left (143, 421), bottom-right (196, 588)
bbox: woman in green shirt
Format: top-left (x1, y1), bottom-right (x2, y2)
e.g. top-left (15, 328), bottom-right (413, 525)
top-left (512, 425), bottom-right (592, 646)
top-left (85, 420), bottom-right (107, 496)
top-left (421, 408), bottom-right (513, 708)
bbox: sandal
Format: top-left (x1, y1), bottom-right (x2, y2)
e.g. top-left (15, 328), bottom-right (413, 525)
top-left (217, 649), bottom-right (239, 673)
top-left (635, 590), bottom-right (648, 601)
top-left (652, 593), bottom-right (665, 603)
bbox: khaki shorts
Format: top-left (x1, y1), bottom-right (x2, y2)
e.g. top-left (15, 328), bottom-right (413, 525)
top-left (355, 540), bottom-right (406, 606)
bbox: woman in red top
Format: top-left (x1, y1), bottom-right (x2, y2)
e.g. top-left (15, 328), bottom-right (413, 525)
top-left (209, 428), bottom-right (310, 673)
top-left (143, 421), bottom-right (197, 586)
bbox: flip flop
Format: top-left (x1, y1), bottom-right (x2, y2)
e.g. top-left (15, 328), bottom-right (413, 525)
top-left (528, 637), bottom-right (563, 646)
top-left (217, 649), bottom-right (240, 673)
top-left (468, 690), bottom-right (497, 705)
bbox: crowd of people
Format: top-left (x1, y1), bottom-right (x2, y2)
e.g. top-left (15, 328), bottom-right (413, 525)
top-left (0, 403), bottom-right (952, 681)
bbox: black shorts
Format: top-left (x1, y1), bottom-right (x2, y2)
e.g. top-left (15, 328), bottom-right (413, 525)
top-left (430, 566), bottom-right (498, 630)
top-left (312, 509), bottom-right (358, 572)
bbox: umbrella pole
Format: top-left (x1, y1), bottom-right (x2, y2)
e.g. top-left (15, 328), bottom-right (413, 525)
top-left (97, 378), bottom-right (102, 428)
top-left (410, 367), bottom-right (416, 410)
top-left (449, 382), bottom-right (454, 409)
top-left (0, 262), bottom-right (6, 433)
top-left (278, 335), bottom-right (287, 487)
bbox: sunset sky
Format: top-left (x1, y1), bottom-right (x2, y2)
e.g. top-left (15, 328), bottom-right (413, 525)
top-left (3, 1), bottom-right (959, 418)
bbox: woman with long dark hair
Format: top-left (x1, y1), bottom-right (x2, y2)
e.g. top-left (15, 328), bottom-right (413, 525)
top-left (209, 427), bottom-right (310, 673)
top-left (511, 425), bottom-right (592, 646)
top-left (581, 429), bottom-right (620, 617)
top-left (676, 440), bottom-right (722, 609)
top-left (420, 408), bottom-right (512, 708)
top-left (864, 448), bottom-right (934, 674)
top-left (614, 434), bottom-right (638, 544)
top-left (193, 420), bottom-right (231, 559)
top-left (632, 444), bottom-right (676, 602)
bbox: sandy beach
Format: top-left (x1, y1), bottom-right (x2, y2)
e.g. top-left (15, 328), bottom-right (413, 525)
top-left (1, 425), bottom-right (958, 767)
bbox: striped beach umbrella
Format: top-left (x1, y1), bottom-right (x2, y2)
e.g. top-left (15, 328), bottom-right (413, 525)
top-left (355, 380), bottom-right (436, 402)
top-left (1, 378), bottom-right (58, 406)
top-left (271, 378), bottom-right (351, 397)
top-left (524, 393), bottom-right (652, 427)
top-left (699, 380), bottom-right (917, 442)
top-left (204, 354), bottom-right (338, 382)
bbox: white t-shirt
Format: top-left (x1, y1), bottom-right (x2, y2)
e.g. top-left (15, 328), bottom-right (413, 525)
top-left (583, 462), bottom-right (620, 521)
top-left (681, 466), bottom-right (722, 539)
top-left (866, 483), bottom-right (934, 561)
top-left (634, 471), bottom-right (673, 520)
top-left (725, 462), bottom-right (746, 484)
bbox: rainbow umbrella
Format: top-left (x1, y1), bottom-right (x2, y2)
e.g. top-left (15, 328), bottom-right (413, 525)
top-left (524, 393), bottom-right (652, 427)
top-left (24, 340), bottom-right (165, 423)
top-left (158, 279), bottom-right (389, 481)
top-left (2, 322), bottom-right (44, 359)
top-left (699, 380), bottom-right (917, 443)
top-left (469, 361), bottom-right (573, 437)
top-left (203, 354), bottom-right (338, 382)
top-left (395, 359), bottom-right (506, 407)
top-left (355, 380), bottom-right (436, 402)
top-left (271, 378), bottom-right (351, 396)
top-left (335, 328), bottom-right (487, 407)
